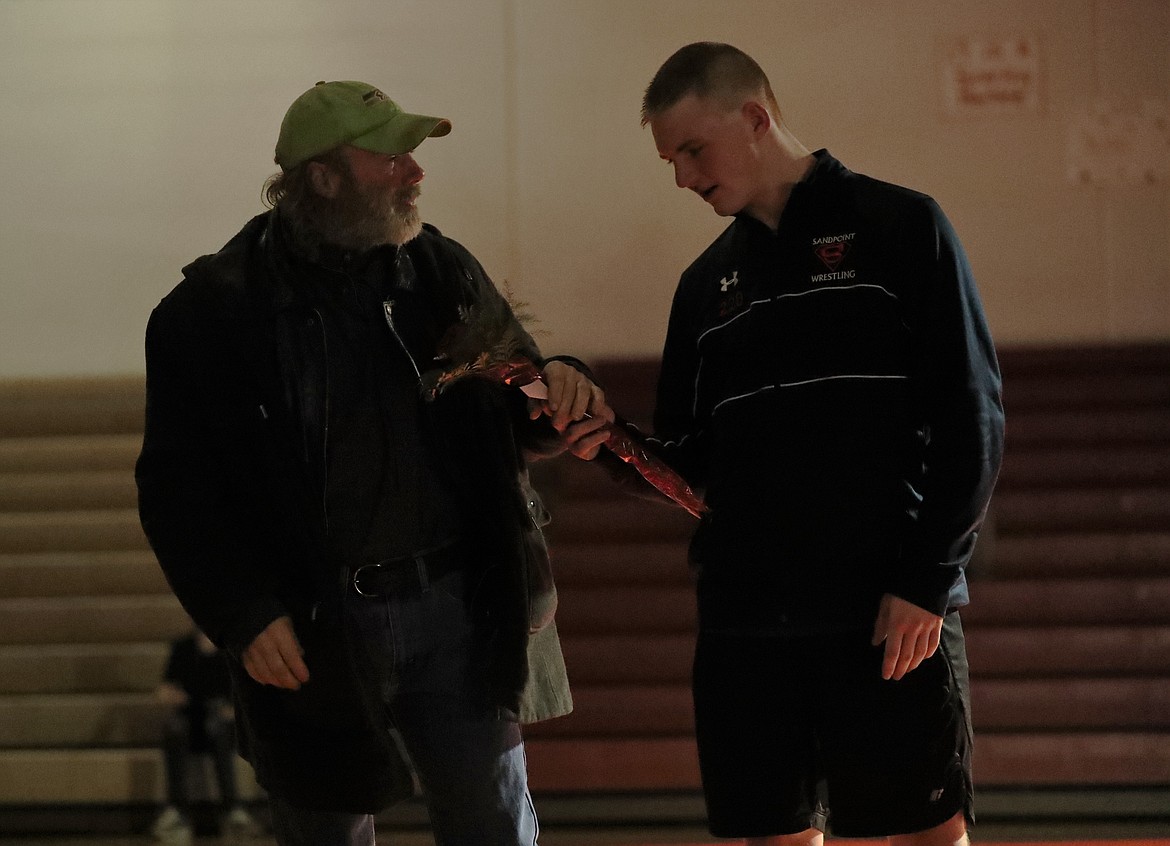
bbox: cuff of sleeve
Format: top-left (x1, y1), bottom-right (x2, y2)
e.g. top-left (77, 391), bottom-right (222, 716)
top-left (889, 566), bottom-right (959, 618)
top-left (541, 355), bottom-right (598, 384)
top-left (219, 595), bottom-right (290, 660)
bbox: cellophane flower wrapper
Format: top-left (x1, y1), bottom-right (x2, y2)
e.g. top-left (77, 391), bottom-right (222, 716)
top-left (600, 421), bottom-right (708, 519)
top-left (420, 293), bottom-right (707, 519)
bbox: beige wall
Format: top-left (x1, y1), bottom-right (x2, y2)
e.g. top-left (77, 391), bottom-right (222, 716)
top-left (0, 0), bottom-right (1167, 377)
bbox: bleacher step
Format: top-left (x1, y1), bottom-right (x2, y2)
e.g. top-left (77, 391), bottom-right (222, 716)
top-left (0, 643), bottom-right (167, 694)
top-left (997, 446), bottom-right (1170, 488)
top-left (0, 434), bottom-right (141, 473)
top-left (1, 734), bottom-right (1167, 804)
top-left (0, 348), bottom-right (1167, 810)
top-left (557, 627), bottom-right (1170, 682)
top-left (3, 627), bottom-right (1164, 703)
top-left (0, 509), bottom-right (147, 553)
top-left (552, 532), bottom-right (1170, 583)
top-left (992, 532), bottom-right (1170, 577)
top-left (995, 488), bottom-right (1170, 533)
top-left (525, 677), bottom-right (1170, 740)
top-left (1003, 372), bottom-right (1170, 409)
top-left (0, 693), bottom-right (163, 748)
top-left (964, 577), bottom-right (1170, 625)
top-left (524, 732), bottom-right (1170, 791)
top-left (971, 678), bottom-right (1170, 729)
top-left (0, 471), bottom-right (138, 512)
top-left (547, 500), bottom-right (694, 543)
top-left (1006, 408), bottom-right (1170, 445)
top-left (965, 626), bottom-right (1170, 676)
top-left (0, 748), bottom-right (260, 804)
top-left (549, 541), bottom-right (691, 586)
top-left (0, 377), bottom-right (144, 439)
top-left (0, 551), bottom-right (164, 598)
top-left (0, 596), bottom-right (187, 645)
top-left (551, 578), bottom-right (1170, 635)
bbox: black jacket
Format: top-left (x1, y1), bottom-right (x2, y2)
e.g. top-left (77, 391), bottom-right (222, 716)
top-left (136, 211), bottom-right (572, 812)
top-left (610, 150), bottom-right (1004, 635)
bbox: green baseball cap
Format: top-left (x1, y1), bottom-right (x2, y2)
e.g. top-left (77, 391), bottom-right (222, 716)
top-left (274, 80), bottom-right (452, 170)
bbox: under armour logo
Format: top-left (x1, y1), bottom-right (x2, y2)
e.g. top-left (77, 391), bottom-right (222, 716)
top-left (719, 270), bottom-right (739, 292)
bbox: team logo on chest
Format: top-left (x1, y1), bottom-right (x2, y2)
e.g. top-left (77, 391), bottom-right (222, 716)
top-left (718, 270), bottom-right (739, 292)
top-left (811, 232), bottom-right (857, 282)
top-left (812, 232), bottom-right (855, 270)
top-left (815, 242), bottom-right (849, 270)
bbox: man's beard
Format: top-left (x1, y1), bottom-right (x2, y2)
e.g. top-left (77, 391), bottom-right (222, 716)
top-left (301, 174), bottom-right (423, 251)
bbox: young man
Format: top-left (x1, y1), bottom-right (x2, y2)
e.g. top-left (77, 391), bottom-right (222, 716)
top-left (587, 43), bottom-right (1003, 846)
top-left (150, 626), bottom-right (260, 844)
top-left (137, 80), bottom-right (611, 846)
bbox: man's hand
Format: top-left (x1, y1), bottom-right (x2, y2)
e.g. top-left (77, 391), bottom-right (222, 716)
top-left (532, 360), bottom-right (615, 433)
top-left (242, 615), bottom-right (310, 690)
top-left (871, 593), bottom-right (943, 681)
top-left (560, 414), bottom-right (613, 461)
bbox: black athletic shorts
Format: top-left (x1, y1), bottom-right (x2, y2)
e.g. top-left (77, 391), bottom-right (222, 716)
top-left (692, 612), bottom-right (973, 839)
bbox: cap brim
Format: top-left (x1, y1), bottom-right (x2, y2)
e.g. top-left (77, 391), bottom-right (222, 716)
top-left (351, 113), bottom-right (452, 157)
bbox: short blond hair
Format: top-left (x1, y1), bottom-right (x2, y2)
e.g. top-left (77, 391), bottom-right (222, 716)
top-left (641, 42), bottom-right (780, 125)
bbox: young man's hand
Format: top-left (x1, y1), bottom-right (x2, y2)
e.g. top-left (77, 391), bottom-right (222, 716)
top-left (560, 414), bottom-right (613, 461)
top-left (871, 593), bottom-right (943, 681)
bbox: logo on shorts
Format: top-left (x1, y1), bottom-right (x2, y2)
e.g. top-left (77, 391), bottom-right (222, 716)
top-left (718, 270), bottom-right (739, 292)
top-left (929, 788), bottom-right (945, 802)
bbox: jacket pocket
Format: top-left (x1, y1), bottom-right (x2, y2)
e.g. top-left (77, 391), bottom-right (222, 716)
top-left (522, 478), bottom-right (557, 633)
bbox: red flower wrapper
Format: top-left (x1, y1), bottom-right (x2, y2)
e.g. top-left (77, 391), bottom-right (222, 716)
top-left (514, 367), bottom-right (707, 519)
top-left (420, 295), bottom-right (707, 520)
top-left (600, 418), bottom-right (708, 519)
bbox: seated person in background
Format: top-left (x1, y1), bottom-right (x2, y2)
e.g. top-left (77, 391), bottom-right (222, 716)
top-left (151, 626), bottom-right (261, 843)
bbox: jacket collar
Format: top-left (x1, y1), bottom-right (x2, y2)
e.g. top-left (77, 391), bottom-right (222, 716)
top-left (731, 148), bottom-right (848, 236)
top-left (262, 207), bottom-right (409, 311)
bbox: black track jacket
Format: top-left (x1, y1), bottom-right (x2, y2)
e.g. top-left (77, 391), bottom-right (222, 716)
top-left (618, 150), bottom-right (1004, 635)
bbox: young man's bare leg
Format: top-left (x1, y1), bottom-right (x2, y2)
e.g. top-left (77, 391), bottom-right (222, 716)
top-left (746, 828), bottom-right (824, 846)
top-left (746, 812), bottom-right (965, 846)
top-left (888, 811), bottom-right (968, 846)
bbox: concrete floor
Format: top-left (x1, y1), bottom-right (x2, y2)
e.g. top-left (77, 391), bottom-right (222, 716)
top-left (2, 789), bottom-right (1168, 845)
top-left (3, 824), bottom-right (1170, 846)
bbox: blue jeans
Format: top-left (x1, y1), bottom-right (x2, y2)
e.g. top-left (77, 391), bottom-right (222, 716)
top-left (161, 708), bottom-right (239, 812)
top-left (269, 569), bottom-right (538, 846)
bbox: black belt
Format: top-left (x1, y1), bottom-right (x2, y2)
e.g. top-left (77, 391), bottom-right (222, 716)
top-left (349, 541), bottom-right (463, 598)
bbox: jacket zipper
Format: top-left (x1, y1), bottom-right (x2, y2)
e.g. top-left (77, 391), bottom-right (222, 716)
top-left (382, 300), bottom-right (422, 384)
top-left (313, 307), bottom-right (330, 530)
top-left (308, 305), bottom-right (342, 601)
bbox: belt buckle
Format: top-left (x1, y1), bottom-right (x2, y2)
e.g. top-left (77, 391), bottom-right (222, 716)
top-left (351, 562), bottom-right (385, 598)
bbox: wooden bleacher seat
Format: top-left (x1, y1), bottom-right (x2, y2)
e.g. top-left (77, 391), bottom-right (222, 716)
top-left (1, 345), bottom-right (1168, 815)
top-left (525, 346), bottom-right (1170, 789)
top-left (0, 378), bottom-right (257, 808)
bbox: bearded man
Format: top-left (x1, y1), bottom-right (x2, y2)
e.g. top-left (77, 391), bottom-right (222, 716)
top-left (136, 80), bottom-right (611, 846)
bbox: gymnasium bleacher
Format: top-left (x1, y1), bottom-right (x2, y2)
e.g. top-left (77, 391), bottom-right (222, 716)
top-left (1, 346), bottom-right (1168, 835)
